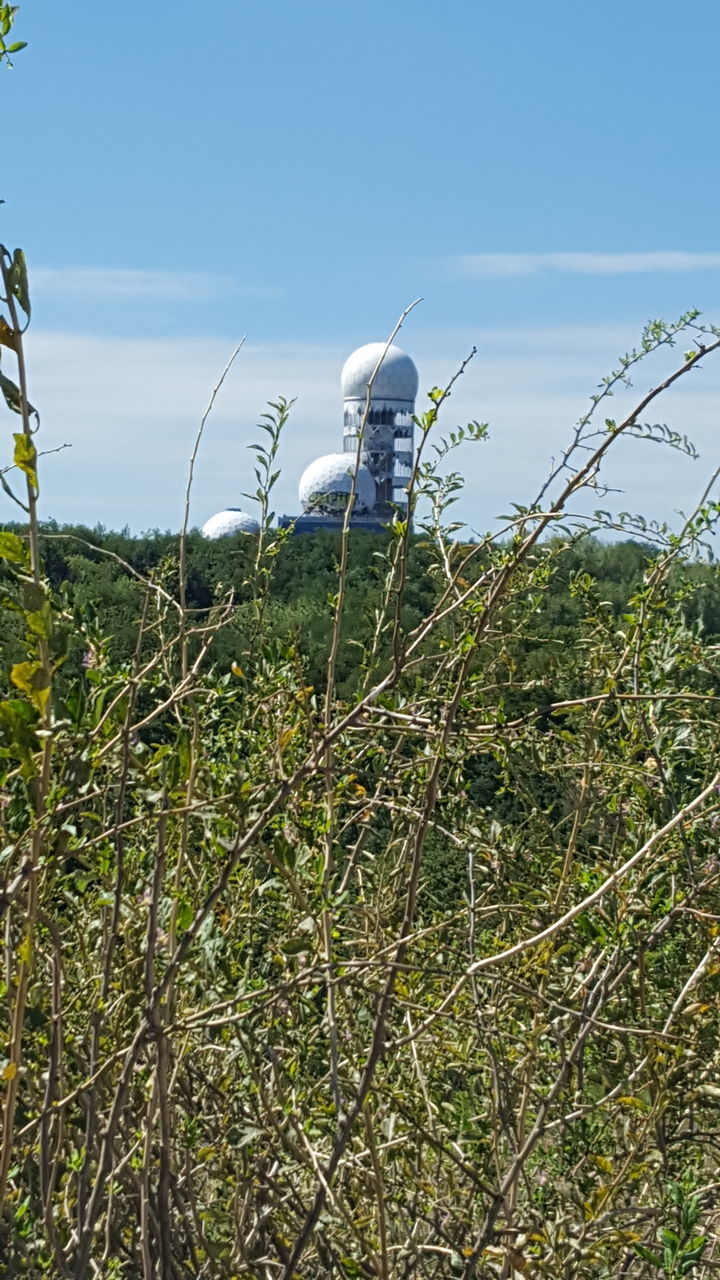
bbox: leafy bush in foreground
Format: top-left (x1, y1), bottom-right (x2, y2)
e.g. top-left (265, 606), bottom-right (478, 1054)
top-left (2, 247), bottom-right (720, 1277)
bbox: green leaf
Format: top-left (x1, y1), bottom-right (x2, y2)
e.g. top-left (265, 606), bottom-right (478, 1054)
top-left (681, 1244), bottom-right (706, 1270)
top-left (9, 249), bottom-right (30, 319)
top-left (0, 468), bottom-right (25, 510)
top-left (176, 900), bottom-right (194, 933)
top-left (49, 624), bottom-right (68, 663)
top-left (25, 607), bottom-right (53, 639)
top-left (22, 581), bottom-right (46, 613)
top-left (339, 1258), bottom-right (364, 1276)
top-left (282, 936), bottom-right (312, 955)
top-left (0, 376), bottom-right (38, 427)
top-left (0, 370), bottom-right (23, 414)
top-left (632, 1243), bottom-right (662, 1266)
top-left (0, 530), bottom-right (27, 564)
top-left (0, 701), bottom-right (38, 768)
top-left (2, 698), bottom-right (37, 725)
top-left (13, 432), bottom-right (37, 488)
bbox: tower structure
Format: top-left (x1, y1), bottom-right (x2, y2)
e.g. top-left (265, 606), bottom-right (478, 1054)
top-left (341, 343), bottom-right (419, 520)
top-left (204, 339), bottom-right (421, 536)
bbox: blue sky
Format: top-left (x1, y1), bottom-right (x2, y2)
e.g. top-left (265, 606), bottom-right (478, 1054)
top-left (2, 0), bottom-right (720, 534)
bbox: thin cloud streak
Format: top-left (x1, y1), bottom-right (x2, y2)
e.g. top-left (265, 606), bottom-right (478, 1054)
top-left (32, 267), bottom-right (279, 302)
top-left (452, 252), bottom-right (720, 278)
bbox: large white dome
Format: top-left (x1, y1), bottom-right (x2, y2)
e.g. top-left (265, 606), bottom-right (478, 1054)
top-left (341, 343), bottom-right (419, 404)
top-left (298, 454), bottom-right (376, 516)
top-left (201, 508), bottom-right (260, 539)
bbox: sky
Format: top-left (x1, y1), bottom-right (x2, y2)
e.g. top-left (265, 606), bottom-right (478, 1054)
top-left (2, 0), bottom-right (720, 537)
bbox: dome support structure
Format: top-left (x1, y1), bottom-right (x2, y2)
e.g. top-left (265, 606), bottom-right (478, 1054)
top-left (341, 342), bottom-right (419, 521)
top-left (274, 340), bottom-right (419, 534)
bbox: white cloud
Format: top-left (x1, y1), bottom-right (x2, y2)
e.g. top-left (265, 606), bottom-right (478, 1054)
top-left (2, 324), bottom-right (719, 539)
top-left (14, 332), bottom-right (345, 531)
top-left (452, 252), bottom-right (720, 278)
top-left (32, 267), bottom-right (278, 301)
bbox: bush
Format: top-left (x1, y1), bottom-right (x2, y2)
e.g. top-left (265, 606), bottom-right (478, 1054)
top-left (2, 254), bottom-right (720, 1276)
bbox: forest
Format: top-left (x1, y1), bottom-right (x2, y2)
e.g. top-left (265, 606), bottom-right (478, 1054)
top-left (6, 522), bottom-right (715, 689)
top-left (2, 426), bottom-right (720, 1277)
top-left (5, 525), bottom-right (715, 918)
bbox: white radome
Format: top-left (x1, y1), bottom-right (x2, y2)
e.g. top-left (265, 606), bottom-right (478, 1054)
top-left (341, 343), bottom-right (419, 404)
top-left (201, 509), bottom-right (260, 539)
top-left (298, 454), bottom-right (376, 516)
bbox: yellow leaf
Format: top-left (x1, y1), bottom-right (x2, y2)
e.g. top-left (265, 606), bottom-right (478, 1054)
top-left (13, 432), bottom-right (38, 489)
top-left (17, 935), bottom-right (32, 966)
top-left (2, 1062), bottom-right (17, 1082)
top-left (231, 663), bottom-right (244, 678)
top-left (11, 660), bottom-right (50, 712)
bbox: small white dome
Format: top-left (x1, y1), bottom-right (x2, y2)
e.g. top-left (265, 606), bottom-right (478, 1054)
top-left (201, 508), bottom-right (260, 539)
top-left (341, 343), bottom-right (419, 404)
top-left (298, 453), bottom-right (376, 516)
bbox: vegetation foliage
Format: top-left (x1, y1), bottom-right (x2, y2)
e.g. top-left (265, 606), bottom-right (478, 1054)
top-left (3, 29), bottom-right (720, 1274)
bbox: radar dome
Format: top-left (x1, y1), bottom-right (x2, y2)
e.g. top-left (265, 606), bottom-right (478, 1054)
top-left (298, 454), bottom-right (376, 516)
top-left (201, 509), bottom-right (260, 539)
top-left (341, 343), bottom-right (419, 404)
